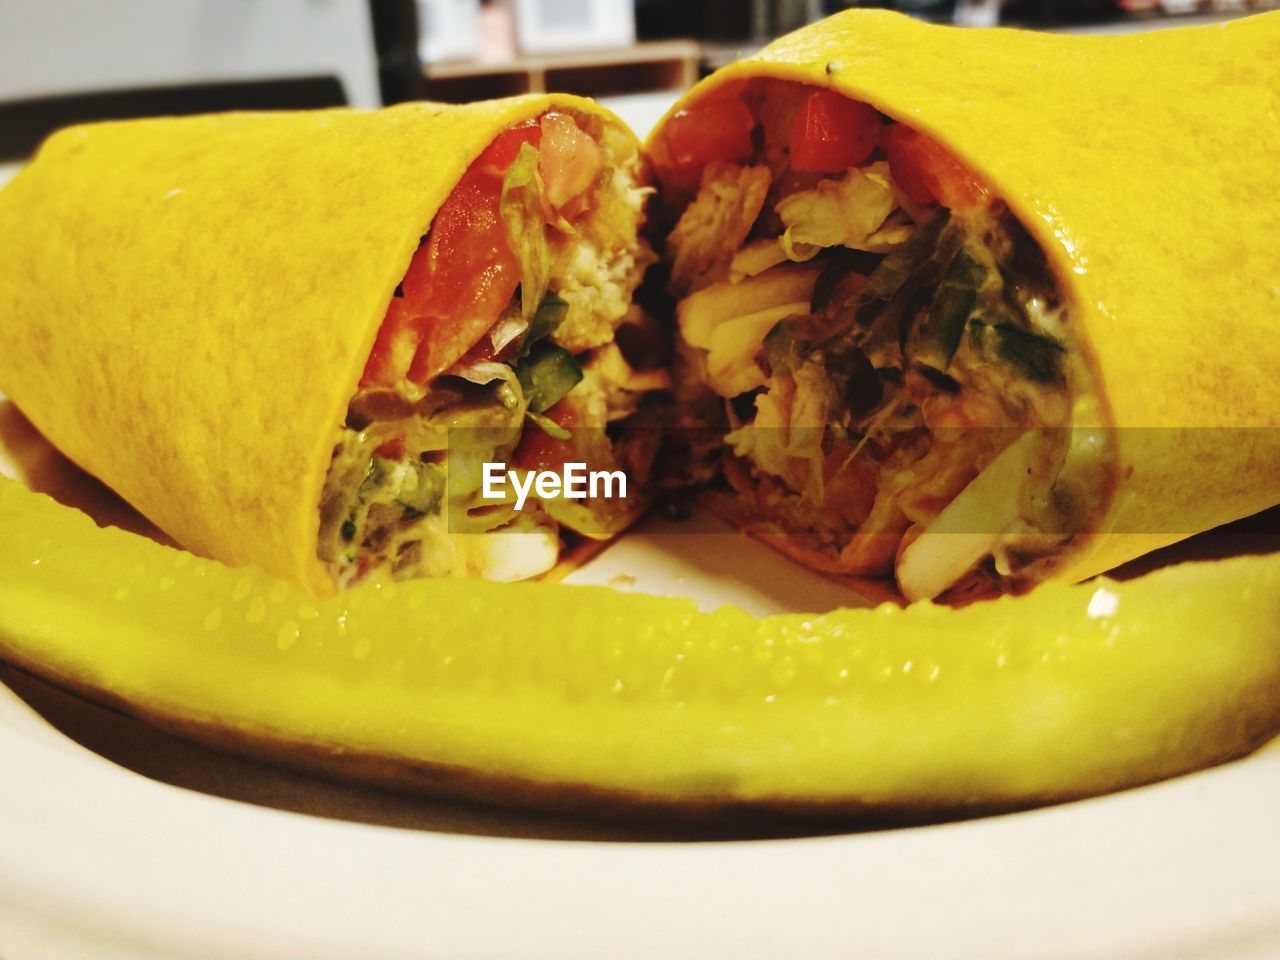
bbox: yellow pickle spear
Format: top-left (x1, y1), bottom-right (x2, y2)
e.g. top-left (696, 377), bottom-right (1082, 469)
top-left (1, 476), bottom-right (1278, 818)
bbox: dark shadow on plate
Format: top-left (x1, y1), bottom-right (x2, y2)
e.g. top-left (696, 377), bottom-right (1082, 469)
top-left (3, 664), bottom-right (893, 843)
top-left (0, 400), bottom-right (170, 543)
top-left (8, 659), bottom-right (1274, 845)
top-left (1108, 505), bottom-right (1280, 579)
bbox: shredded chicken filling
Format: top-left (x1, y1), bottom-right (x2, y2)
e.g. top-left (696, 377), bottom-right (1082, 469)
top-left (664, 80), bottom-right (1110, 601)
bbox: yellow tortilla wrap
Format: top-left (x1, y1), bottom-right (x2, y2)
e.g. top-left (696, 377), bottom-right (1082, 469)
top-left (0, 95), bottom-right (632, 597)
top-left (648, 11), bottom-right (1280, 584)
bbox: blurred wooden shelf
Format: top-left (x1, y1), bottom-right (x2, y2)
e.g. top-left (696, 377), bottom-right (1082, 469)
top-left (420, 40), bottom-right (702, 102)
top-left (700, 41), bottom-right (766, 73)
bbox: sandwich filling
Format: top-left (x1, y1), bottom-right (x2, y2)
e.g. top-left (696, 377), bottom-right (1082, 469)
top-left (653, 80), bottom-right (1111, 601)
top-left (319, 111), bottom-right (666, 587)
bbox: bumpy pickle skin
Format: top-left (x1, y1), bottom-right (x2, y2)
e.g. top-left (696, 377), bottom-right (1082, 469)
top-left (1, 476), bottom-right (1279, 818)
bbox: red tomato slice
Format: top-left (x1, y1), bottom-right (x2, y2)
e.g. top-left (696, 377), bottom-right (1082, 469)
top-left (373, 436), bottom-right (406, 460)
top-left (512, 397), bottom-right (622, 491)
top-left (361, 120), bottom-right (542, 388)
top-left (361, 297), bottom-right (419, 388)
top-left (475, 121), bottom-right (541, 173)
top-left (403, 183), bottom-right (520, 384)
top-left (789, 90), bottom-right (881, 174)
top-left (511, 399), bottom-right (582, 474)
top-left (661, 99), bottom-right (757, 182)
top-left (539, 113), bottom-right (604, 217)
top-left (883, 123), bottom-right (988, 212)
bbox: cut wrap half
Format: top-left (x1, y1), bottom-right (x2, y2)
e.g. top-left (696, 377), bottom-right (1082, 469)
top-left (0, 97), bottom-right (666, 596)
top-left (649, 10), bottom-right (1280, 602)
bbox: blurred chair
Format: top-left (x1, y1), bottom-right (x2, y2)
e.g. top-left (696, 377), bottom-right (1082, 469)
top-left (372, 0), bottom-right (428, 103)
top-left (0, 0), bottom-right (390, 159)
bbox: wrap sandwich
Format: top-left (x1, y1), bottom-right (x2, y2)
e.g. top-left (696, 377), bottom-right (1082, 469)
top-left (649, 11), bottom-right (1280, 602)
top-left (0, 96), bottom-right (666, 596)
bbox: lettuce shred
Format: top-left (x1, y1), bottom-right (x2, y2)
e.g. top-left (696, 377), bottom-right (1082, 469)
top-left (501, 143), bottom-right (552, 321)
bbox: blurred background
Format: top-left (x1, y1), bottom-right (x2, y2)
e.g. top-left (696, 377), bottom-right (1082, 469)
top-left (0, 0), bottom-right (1272, 161)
